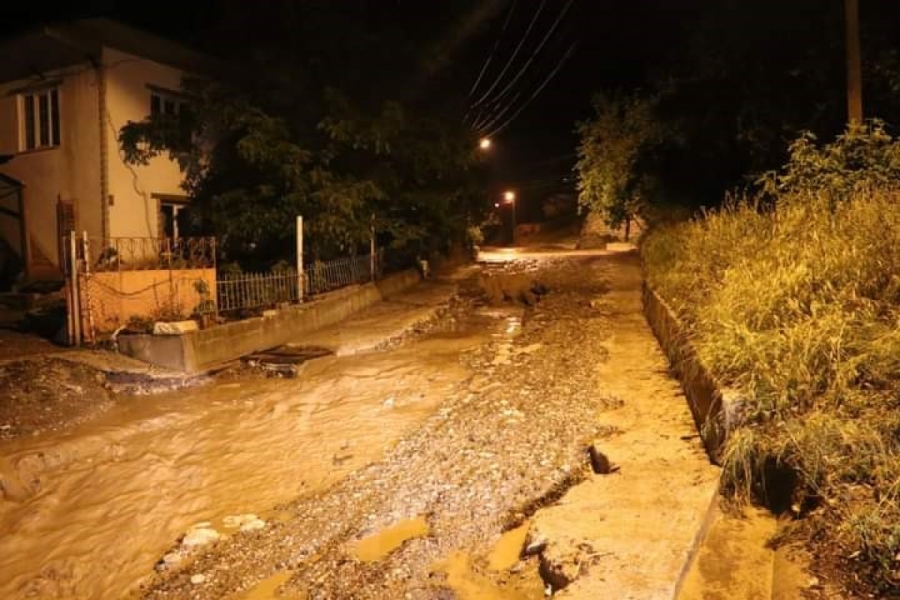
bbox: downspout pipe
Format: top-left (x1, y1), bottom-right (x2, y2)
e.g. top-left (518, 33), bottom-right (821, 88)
top-left (92, 55), bottom-right (110, 241)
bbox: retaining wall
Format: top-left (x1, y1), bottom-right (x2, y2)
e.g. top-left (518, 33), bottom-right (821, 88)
top-left (119, 269), bottom-right (421, 373)
top-left (642, 282), bottom-right (743, 464)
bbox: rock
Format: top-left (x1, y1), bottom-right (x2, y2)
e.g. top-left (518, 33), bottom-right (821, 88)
top-left (181, 527), bottom-right (220, 549)
top-left (588, 444), bottom-right (618, 475)
top-left (156, 552), bottom-right (182, 571)
top-left (153, 320), bottom-right (199, 335)
top-left (523, 532), bottom-right (548, 556)
top-left (240, 518), bottom-right (266, 532)
top-left (190, 573), bottom-right (206, 585)
top-left (223, 513), bottom-right (266, 532)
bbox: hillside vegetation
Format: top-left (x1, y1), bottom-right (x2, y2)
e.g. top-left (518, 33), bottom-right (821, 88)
top-left (643, 123), bottom-right (900, 594)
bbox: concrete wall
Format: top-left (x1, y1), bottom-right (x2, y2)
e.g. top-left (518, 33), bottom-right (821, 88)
top-left (83, 267), bottom-right (215, 333)
top-left (642, 282), bottom-right (743, 464)
top-left (103, 47), bottom-right (188, 239)
top-left (0, 65), bottom-right (103, 270)
top-left (119, 269), bottom-right (422, 373)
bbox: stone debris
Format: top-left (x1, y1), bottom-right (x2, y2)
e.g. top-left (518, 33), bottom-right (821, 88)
top-left (180, 525), bottom-right (220, 550)
top-left (189, 574), bottom-right (206, 585)
top-left (152, 321), bottom-right (199, 335)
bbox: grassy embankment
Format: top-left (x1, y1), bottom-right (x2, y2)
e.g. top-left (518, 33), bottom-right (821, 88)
top-left (642, 127), bottom-right (900, 594)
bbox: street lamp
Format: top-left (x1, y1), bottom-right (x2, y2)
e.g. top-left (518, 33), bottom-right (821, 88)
top-left (479, 137), bottom-right (492, 150)
top-left (504, 190), bottom-right (516, 245)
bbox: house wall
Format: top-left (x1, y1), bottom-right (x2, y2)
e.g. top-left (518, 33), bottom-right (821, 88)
top-left (0, 65), bottom-right (103, 271)
top-left (103, 47), bottom-right (188, 240)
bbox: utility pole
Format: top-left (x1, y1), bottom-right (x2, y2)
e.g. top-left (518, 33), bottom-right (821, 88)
top-left (845, 0), bottom-right (863, 124)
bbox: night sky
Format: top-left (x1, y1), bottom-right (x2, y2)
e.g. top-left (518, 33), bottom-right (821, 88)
top-left (5, 0), bottom-right (899, 220)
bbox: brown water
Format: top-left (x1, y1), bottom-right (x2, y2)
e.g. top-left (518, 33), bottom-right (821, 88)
top-left (352, 516), bottom-right (430, 562)
top-left (0, 308), bottom-right (522, 600)
top-left (240, 570), bottom-right (293, 600)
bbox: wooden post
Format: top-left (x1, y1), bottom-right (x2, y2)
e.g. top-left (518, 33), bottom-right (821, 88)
top-left (846, 0), bottom-right (863, 124)
top-left (296, 215), bottom-right (304, 303)
top-left (370, 214), bottom-right (376, 281)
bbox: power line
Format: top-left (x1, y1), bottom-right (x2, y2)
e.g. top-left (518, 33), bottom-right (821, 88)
top-left (468, 0), bottom-right (519, 98)
top-left (479, 41), bottom-right (577, 138)
top-left (471, 29), bottom-right (572, 131)
top-left (471, 0), bottom-right (574, 122)
top-left (470, 0), bottom-right (547, 108)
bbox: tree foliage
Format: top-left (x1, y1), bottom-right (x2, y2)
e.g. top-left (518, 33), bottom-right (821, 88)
top-left (575, 92), bottom-right (667, 228)
top-left (759, 121), bottom-right (900, 203)
top-left (119, 1), bottom-right (488, 263)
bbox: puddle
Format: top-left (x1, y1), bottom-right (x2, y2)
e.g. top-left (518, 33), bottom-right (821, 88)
top-left (352, 516), bottom-right (430, 562)
top-left (487, 523), bottom-right (530, 571)
top-left (435, 551), bottom-right (544, 600)
top-left (240, 570), bottom-right (293, 599)
top-left (432, 521), bottom-right (543, 600)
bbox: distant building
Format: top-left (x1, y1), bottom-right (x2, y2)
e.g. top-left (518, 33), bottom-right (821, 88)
top-left (0, 19), bottom-right (215, 282)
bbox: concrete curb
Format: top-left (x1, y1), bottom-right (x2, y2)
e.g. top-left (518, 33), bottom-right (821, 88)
top-left (118, 269), bottom-right (422, 373)
top-left (641, 282), bottom-right (744, 465)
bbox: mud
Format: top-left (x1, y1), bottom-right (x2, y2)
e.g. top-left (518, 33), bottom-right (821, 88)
top-left (0, 357), bottom-right (113, 441)
top-left (0, 279), bottom-right (486, 599)
top-left (139, 256), bottom-right (619, 599)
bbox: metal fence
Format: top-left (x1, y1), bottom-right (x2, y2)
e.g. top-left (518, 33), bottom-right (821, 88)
top-left (305, 252), bottom-right (381, 296)
top-left (215, 270), bottom-right (299, 313)
top-left (205, 251), bottom-right (384, 315)
top-left (63, 235), bottom-right (216, 273)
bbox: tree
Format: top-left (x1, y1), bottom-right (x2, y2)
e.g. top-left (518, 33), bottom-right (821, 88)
top-left (575, 92), bottom-right (666, 235)
top-left (119, 1), bottom-right (489, 264)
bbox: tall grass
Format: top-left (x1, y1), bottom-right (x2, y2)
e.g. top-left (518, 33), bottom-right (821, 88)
top-left (643, 188), bottom-right (900, 593)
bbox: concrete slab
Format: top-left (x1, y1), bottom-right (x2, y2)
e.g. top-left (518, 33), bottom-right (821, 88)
top-left (529, 252), bottom-right (721, 599)
top-left (293, 280), bottom-right (458, 356)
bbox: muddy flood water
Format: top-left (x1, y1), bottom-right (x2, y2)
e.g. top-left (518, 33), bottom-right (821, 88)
top-left (0, 306), bottom-right (521, 600)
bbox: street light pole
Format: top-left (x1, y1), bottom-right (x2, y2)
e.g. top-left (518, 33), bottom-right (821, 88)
top-left (511, 198), bottom-right (516, 245)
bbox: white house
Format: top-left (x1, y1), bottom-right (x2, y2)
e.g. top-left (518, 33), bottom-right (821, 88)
top-left (0, 19), bottom-right (215, 282)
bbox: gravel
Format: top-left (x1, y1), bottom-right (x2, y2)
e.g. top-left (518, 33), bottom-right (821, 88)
top-left (141, 256), bottom-right (621, 599)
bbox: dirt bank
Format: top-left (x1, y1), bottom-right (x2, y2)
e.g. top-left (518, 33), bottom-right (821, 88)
top-left (0, 357), bottom-right (114, 441)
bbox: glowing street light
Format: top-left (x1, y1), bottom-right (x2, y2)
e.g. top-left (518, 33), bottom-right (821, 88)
top-left (503, 190), bottom-right (517, 245)
top-left (479, 137), bottom-right (492, 150)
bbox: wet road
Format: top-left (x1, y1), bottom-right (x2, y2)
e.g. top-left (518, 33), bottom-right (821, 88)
top-left (142, 250), bottom-right (621, 599)
top-left (0, 296), bottom-right (515, 599)
top-left (1, 247), bottom-right (622, 600)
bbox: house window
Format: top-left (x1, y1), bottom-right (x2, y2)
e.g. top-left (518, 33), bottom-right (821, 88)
top-left (149, 89), bottom-right (186, 117)
top-left (159, 200), bottom-right (190, 240)
top-left (21, 88), bottom-right (60, 151)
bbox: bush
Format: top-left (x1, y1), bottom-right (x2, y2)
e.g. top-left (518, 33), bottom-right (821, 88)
top-left (643, 125), bottom-right (900, 594)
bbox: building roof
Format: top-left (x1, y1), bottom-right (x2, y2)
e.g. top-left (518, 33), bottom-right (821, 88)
top-left (0, 18), bottom-right (219, 84)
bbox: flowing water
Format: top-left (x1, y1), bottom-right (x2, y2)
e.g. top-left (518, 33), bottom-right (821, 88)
top-left (0, 307), bottom-right (522, 600)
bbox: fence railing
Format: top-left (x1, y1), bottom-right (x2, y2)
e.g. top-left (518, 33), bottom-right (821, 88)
top-left (305, 252), bottom-right (381, 296)
top-left (215, 270), bottom-right (299, 313)
top-left (62, 235), bottom-right (216, 273)
top-left (203, 251), bottom-right (384, 315)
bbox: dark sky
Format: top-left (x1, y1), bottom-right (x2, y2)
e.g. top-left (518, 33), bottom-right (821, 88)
top-left (0, 0), bottom-right (746, 218)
